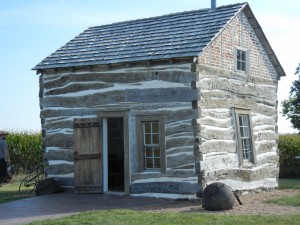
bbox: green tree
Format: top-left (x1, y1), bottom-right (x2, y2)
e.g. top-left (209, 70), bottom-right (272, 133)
top-left (282, 63), bottom-right (300, 132)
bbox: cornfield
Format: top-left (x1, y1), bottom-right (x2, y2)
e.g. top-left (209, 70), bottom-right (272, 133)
top-left (5, 130), bottom-right (42, 173)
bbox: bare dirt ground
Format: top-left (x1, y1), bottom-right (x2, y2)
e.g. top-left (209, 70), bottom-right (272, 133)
top-left (139, 189), bottom-right (300, 215)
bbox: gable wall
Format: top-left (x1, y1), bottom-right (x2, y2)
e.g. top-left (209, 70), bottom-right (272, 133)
top-left (195, 12), bottom-right (279, 191)
top-left (199, 12), bottom-right (278, 82)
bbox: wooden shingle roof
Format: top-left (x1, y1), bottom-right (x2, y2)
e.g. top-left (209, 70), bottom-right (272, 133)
top-left (33, 2), bottom-right (285, 77)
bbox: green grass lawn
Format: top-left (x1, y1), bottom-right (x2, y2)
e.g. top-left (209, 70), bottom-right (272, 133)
top-left (26, 209), bottom-right (300, 225)
top-left (265, 178), bottom-right (300, 206)
top-left (279, 178), bottom-right (300, 189)
top-left (0, 174), bottom-right (33, 204)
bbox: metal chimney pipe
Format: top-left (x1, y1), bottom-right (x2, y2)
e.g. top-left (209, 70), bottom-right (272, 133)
top-left (211, 0), bottom-right (216, 10)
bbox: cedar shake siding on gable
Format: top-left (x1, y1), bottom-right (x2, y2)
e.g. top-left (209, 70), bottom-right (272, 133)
top-left (35, 3), bottom-right (285, 198)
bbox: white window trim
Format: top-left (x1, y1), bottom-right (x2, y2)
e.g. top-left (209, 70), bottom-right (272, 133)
top-left (232, 108), bottom-right (256, 165)
top-left (136, 115), bottom-right (166, 173)
top-left (234, 47), bottom-right (250, 74)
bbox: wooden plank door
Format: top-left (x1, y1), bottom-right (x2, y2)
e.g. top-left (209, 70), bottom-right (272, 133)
top-left (73, 118), bottom-right (103, 193)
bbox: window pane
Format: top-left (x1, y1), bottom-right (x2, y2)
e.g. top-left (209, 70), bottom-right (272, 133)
top-left (154, 149), bottom-right (160, 157)
top-left (152, 134), bottom-right (159, 144)
top-left (144, 123), bottom-right (151, 133)
top-left (241, 51), bottom-right (246, 61)
top-left (242, 62), bottom-right (246, 71)
top-left (237, 62), bottom-right (241, 70)
top-left (145, 147), bottom-right (153, 157)
top-left (154, 159), bottom-right (160, 168)
top-left (237, 50), bottom-right (241, 60)
top-left (145, 134), bottom-right (151, 144)
top-left (237, 113), bottom-right (253, 161)
top-left (146, 159), bottom-right (153, 168)
top-left (152, 122), bottom-right (159, 133)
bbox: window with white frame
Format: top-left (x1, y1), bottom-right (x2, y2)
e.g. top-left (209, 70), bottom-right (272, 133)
top-left (236, 49), bottom-right (248, 72)
top-left (143, 121), bottom-right (160, 169)
top-left (233, 108), bottom-right (256, 164)
top-left (136, 115), bottom-right (166, 173)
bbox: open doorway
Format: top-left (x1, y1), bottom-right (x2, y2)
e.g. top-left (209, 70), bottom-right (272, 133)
top-left (107, 118), bottom-right (125, 192)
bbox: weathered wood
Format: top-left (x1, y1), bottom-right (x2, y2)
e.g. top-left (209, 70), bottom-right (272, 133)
top-left (201, 127), bottom-right (234, 140)
top-left (199, 117), bottom-right (231, 128)
top-left (73, 118), bottom-right (103, 193)
top-left (41, 87), bottom-right (197, 108)
top-left (199, 78), bottom-right (277, 101)
top-left (44, 149), bottom-right (74, 161)
top-left (200, 98), bottom-right (276, 116)
top-left (74, 153), bottom-right (101, 160)
top-left (45, 82), bottom-right (114, 96)
top-left (167, 154), bottom-right (195, 168)
top-left (201, 140), bottom-right (236, 154)
top-left (45, 163), bottom-right (74, 175)
top-left (166, 146), bottom-right (193, 155)
top-left (166, 123), bottom-right (192, 136)
top-left (166, 136), bottom-right (194, 149)
top-left (130, 181), bottom-right (199, 195)
top-left (43, 71), bottom-right (196, 88)
top-left (43, 133), bottom-right (73, 148)
top-left (255, 140), bottom-right (277, 154)
top-left (203, 164), bottom-right (279, 182)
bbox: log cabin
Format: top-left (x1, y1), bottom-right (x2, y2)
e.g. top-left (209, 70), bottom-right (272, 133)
top-left (33, 1), bottom-right (285, 199)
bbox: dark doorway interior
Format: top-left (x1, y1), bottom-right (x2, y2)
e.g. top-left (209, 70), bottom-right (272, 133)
top-left (107, 118), bottom-right (124, 192)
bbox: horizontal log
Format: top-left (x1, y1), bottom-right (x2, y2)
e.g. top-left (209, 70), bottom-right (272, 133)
top-left (201, 126), bottom-right (234, 140)
top-left (200, 98), bottom-right (276, 116)
top-left (252, 114), bottom-right (276, 126)
top-left (45, 163), bottom-right (74, 175)
top-left (166, 146), bottom-right (193, 155)
top-left (166, 136), bottom-right (194, 149)
top-left (41, 87), bottom-right (197, 108)
top-left (167, 154), bottom-right (195, 168)
top-left (201, 140), bottom-right (236, 154)
top-left (199, 117), bottom-right (231, 128)
top-left (199, 78), bottom-right (276, 101)
top-left (255, 140), bottom-right (277, 154)
top-left (45, 82), bottom-right (114, 96)
top-left (130, 181), bottom-right (199, 195)
top-left (254, 131), bottom-right (278, 142)
top-left (44, 149), bottom-right (74, 161)
top-left (256, 153), bottom-right (279, 165)
top-left (195, 65), bottom-right (277, 85)
top-left (43, 133), bottom-right (73, 148)
top-left (131, 171), bottom-right (196, 181)
top-left (45, 119), bottom-right (73, 131)
top-left (43, 71), bottom-right (196, 88)
top-left (166, 123), bottom-right (192, 136)
top-left (204, 164), bottom-right (279, 182)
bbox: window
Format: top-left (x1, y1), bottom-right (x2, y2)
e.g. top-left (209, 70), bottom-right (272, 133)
top-left (235, 49), bottom-right (248, 73)
top-left (136, 115), bottom-right (166, 173)
top-left (143, 122), bottom-right (160, 169)
top-left (233, 108), bottom-right (256, 164)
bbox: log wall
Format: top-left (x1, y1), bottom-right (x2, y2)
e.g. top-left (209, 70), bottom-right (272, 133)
top-left (195, 11), bottom-right (279, 191)
top-left (40, 63), bottom-right (199, 199)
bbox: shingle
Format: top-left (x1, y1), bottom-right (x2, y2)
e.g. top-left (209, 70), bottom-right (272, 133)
top-left (33, 3), bottom-right (247, 70)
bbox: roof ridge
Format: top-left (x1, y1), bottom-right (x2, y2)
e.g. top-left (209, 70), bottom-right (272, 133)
top-left (88, 2), bottom-right (247, 30)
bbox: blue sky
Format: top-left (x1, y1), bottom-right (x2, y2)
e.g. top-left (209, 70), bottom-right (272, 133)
top-left (1, 0), bottom-right (299, 133)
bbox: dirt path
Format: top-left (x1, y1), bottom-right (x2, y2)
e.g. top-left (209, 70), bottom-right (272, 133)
top-left (138, 189), bottom-right (300, 215)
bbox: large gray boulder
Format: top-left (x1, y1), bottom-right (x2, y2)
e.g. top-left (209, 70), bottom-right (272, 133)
top-left (202, 182), bottom-right (235, 211)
